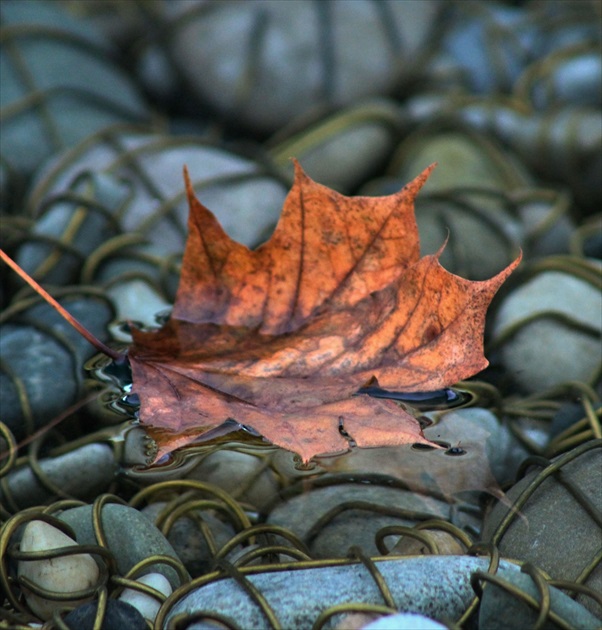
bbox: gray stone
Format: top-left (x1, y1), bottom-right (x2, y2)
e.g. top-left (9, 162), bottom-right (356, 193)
top-left (269, 100), bottom-right (402, 193)
top-left (492, 260), bottom-right (602, 392)
top-left (478, 567), bottom-right (602, 629)
top-left (16, 172), bottom-right (128, 286)
top-left (482, 446), bottom-right (602, 617)
top-left (141, 501), bottom-right (235, 578)
top-left (58, 503), bottom-right (189, 590)
top-left (267, 483), bottom-right (451, 558)
top-left (0, 443), bottom-right (116, 511)
top-left (0, 296), bottom-right (114, 440)
top-left (165, 556), bottom-right (520, 629)
top-left (30, 132), bottom-right (289, 255)
top-left (165, 1), bottom-right (440, 133)
top-left (0, 0), bottom-right (148, 180)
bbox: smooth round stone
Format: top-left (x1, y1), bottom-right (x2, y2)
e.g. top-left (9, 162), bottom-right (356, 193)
top-left (516, 192), bottom-right (574, 258)
top-left (433, 3), bottom-right (536, 93)
top-left (501, 107), bottom-right (602, 213)
top-left (58, 503), bottom-right (188, 589)
top-left (63, 599), bottom-right (147, 630)
top-left (118, 572), bottom-right (172, 623)
top-left (141, 501), bottom-right (235, 578)
top-left (0, 0), bottom-right (148, 180)
top-left (165, 556), bottom-right (520, 628)
top-left (164, 0), bottom-right (441, 133)
top-left (15, 172), bottom-right (129, 286)
top-left (388, 128), bottom-right (532, 193)
top-left (492, 259), bottom-right (602, 393)
top-left (482, 446), bottom-right (601, 617)
top-left (478, 566), bottom-right (602, 630)
top-left (377, 127), bottom-right (526, 280)
top-left (18, 520), bottom-right (100, 621)
top-left (266, 483), bottom-right (451, 559)
top-left (0, 296), bottom-right (114, 440)
top-left (28, 130), bottom-right (289, 255)
top-left (86, 240), bottom-right (180, 328)
top-left (0, 326), bottom-right (77, 440)
top-left (363, 612), bottom-right (447, 629)
top-left (268, 100), bottom-right (402, 193)
top-left (0, 443), bottom-right (116, 511)
top-left (516, 46), bottom-right (602, 110)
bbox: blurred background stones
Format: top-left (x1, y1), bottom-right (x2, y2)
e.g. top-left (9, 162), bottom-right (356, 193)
top-left (1, 0), bottom-right (601, 627)
top-left (153, 0), bottom-right (442, 134)
top-left (0, 0), bottom-right (151, 213)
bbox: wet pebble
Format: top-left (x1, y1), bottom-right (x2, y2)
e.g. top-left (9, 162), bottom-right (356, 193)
top-left (17, 520), bottom-right (100, 621)
top-left (0, 0), bottom-right (148, 185)
top-left (165, 556), bottom-right (520, 628)
top-left (389, 527), bottom-right (468, 557)
top-left (118, 572), bottom-right (172, 623)
top-left (63, 599), bottom-right (147, 630)
top-left (58, 503), bottom-right (188, 589)
top-left (15, 172), bottom-right (129, 286)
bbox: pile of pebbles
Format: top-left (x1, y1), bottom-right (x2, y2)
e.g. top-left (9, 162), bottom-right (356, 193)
top-left (1, 1), bottom-right (600, 629)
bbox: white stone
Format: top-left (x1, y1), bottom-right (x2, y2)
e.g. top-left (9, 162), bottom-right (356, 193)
top-left (362, 612), bottom-right (447, 629)
top-left (118, 572), bottom-right (172, 622)
top-left (17, 520), bottom-right (99, 620)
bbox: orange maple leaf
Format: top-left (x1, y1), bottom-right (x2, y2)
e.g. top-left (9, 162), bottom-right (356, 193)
top-left (128, 161), bottom-right (520, 463)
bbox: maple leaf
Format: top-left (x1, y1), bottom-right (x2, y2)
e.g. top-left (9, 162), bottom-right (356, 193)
top-left (127, 160), bottom-right (520, 464)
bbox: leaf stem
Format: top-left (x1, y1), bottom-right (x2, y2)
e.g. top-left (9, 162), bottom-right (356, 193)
top-left (0, 248), bottom-right (125, 362)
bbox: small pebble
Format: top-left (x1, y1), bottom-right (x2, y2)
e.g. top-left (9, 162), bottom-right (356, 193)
top-left (17, 520), bottom-right (99, 621)
top-left (118, 572), bottom-right (172, 623)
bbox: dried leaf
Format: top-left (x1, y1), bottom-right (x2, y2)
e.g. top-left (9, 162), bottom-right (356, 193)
top-left (129, 161), bottom-right (520, 463)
